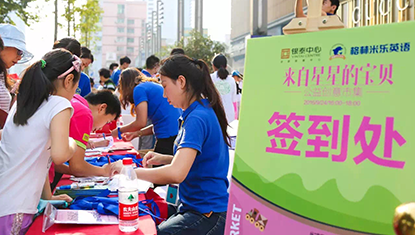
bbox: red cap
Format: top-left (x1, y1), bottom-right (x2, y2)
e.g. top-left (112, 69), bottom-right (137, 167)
top-left (123, 158), bottom-right (133, 165)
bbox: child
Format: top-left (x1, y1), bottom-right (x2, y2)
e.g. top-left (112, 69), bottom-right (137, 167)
top-left (112, 55), bottom-right (229, 234)
top-left (0, 49), bottom-right (80, 233)
top-left (47, 90), bottom-right (121, 193)
top-left (99, 68), bottom-right (116, 91)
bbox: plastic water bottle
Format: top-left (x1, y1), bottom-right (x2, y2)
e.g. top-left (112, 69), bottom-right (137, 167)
top-left (118, 158), bottom-right (139, 232)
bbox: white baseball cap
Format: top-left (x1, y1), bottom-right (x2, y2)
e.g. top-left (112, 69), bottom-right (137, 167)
top-left (0, 24), bottom-right (33, 63)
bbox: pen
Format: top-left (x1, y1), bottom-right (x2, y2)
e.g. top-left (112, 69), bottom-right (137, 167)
top-left (102, 133), bottom-right (106, 140)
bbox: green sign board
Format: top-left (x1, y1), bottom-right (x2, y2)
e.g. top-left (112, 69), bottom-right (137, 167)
top-left (225, 21), bottom-right (415, 235)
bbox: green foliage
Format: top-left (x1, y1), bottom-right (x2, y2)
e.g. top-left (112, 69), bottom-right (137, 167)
top-left (61, 0), bottom-right (76, 36)
top-left (0, 0), bottom-right (39, 25)
top-left (157, 29), bottom-right (228, 70)
top-left (76, 0), bottom-right (103, 49)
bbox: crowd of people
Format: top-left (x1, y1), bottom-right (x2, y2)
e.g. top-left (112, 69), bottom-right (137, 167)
top-left (0, 23), bottom-right (244, 235)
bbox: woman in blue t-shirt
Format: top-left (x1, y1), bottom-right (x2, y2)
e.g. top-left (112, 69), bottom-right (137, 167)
top-left (112, 68), bottom-right (180, 154)
top-left (112, 56), bottom-right (230, 235)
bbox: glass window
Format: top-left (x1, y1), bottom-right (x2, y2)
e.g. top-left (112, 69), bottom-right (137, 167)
top-left (127, 47), bottom-right (134, 53)
top-left (117, 18), bottom-right (124, 24)
top-left (117, 36), bottom-right (124, 42)
top-left (118, 4), bottom-right (125, 14)
top-left (127, 38), bottom-right (134, 43)
top-left (127, 28), bottom-right (135, 34)
top-left (127, 19), bottom-right (135, 25)
top-left (117, 27), bottom-right (124, 33)
top-left (117, 46), bottom-right (124, 52)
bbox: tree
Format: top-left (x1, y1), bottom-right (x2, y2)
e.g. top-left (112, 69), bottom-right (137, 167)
top-left (174, 29), bottom-right (228, 69)
top-left (156, 29), bottom-right (228, 70)
top-left (0, 0), bottom-right (39, 25)
top-left (61, 0), bottom-right (76, 37)
top-left (76, 0), bottom-right (103, 49)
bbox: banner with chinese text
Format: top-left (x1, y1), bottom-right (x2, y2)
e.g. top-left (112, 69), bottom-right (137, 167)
top-left (225, 21), bottom-right (415, 235)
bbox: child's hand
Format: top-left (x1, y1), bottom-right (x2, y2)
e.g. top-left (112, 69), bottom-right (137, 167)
top-left (94, 139), bottom-right (110, 148)
top-left (52, 194), bottom-right (73, 203)
top-left (102, 163), bottom-right (112, 177)
top-left (87, 140), bottom-right (96, 149)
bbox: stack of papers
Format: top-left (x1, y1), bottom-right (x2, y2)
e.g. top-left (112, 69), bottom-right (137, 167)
top-left (85, 136), bottom-right (114, 156)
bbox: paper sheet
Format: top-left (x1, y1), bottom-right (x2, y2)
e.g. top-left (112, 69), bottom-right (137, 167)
top-left (55, 210), bottom-right (119, 224)
top-left (85, 136), bottom-right (114, 154)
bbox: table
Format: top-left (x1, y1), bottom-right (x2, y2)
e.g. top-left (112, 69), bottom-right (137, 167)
top-left (27, 140), bottom-right (157, 235)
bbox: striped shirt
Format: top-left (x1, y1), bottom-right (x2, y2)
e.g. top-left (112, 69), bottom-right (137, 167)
top-left (0, 73), bottom-right (11, 113)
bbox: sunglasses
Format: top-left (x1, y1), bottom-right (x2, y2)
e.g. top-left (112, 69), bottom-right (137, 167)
top-left (17, 49), bottom-right (23, 57)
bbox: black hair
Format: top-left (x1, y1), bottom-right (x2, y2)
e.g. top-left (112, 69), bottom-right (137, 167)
top-left (53, 37), bottom-right (81, 57)
top-left (84, 90), bottom-right (121, 120)
top-left (0, 36), bottom-right (9, 90)
top-left (81, 46), bottom-right (93, 63)
top-left (330, 0), bottom-right (340, 14)
top-left (90, 77), bottom-right (94, 85)
top-left (120, 56), bottom-right (131, 65)
top-left (99, 68), bottom-right (111, 78)
top-left (160, 55), bottom-right (230, 146)
top-left (14, 49), bottom-right (81, 126)
top-left (109, 63), bottom-right (119, 71)
top-left (212, 54), bottom-right (229, 80)
top-left (136, 67), bottom-right (143, 71)
top-left (170, 48), bottom-right (185, 56)
top-left (146, 55), bottom-right (160, 69)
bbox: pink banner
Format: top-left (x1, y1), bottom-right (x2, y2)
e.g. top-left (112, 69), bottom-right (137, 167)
top-left (224, 181), bottom-right (360, 235)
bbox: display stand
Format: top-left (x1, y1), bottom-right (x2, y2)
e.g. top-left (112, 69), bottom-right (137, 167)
top-left (283, 0), bottom-right (344, 34)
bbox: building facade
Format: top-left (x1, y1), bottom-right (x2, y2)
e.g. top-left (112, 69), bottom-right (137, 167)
top-left (100, 0), bottom-right (147, 68)
top-left (230, 0), bottom-right (414, 73)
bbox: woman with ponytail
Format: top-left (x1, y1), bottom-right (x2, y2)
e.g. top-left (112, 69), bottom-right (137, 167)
top-left (112, 55), bottom-right (230, 235)
top-left (113, 68), bottom-right (181, 155)
top-left (0, 49), bottom-right (80, 234)
top-left (211, 54), bottom-right (237, 123)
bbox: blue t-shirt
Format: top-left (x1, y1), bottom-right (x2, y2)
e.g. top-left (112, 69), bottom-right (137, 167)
top-left (76, 72), bottom-right (91, 97)
top-left (111, 69), bottom-right (121, 86)
top-left (141, 69), bottom-right (152, 78)
top-left (174, 99), bottom-right (229, 213)
top-left (133, 82), bottom-right (180, 139)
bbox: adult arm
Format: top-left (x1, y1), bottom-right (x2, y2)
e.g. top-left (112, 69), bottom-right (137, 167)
top-left (111, 101), bottom-right (148, 137)
top-left (112, 148), bottom-right (197, 185)
top-left (121, 124), bottom-right (154, 142)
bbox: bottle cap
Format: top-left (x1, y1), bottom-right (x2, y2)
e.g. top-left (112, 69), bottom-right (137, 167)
top-left (123, 158), bottom-right (133, 165)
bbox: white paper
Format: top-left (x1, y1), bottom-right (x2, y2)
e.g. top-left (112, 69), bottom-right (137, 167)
top-left (55, 210), bottom-right (119, 224)
top-left (86, 136), bottom-right (114, 153)
top-left (70, 176), bottom-right (110, 183)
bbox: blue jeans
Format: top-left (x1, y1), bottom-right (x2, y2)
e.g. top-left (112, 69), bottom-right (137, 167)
top-left (157, 210), bottom-right (227, 235)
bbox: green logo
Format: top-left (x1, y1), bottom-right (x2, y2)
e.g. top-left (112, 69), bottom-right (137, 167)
top-left (128, 194), bottom-right (135, 202)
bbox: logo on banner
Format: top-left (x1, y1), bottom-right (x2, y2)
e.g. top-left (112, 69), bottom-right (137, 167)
top-left (330, 44), bottom-right (346, 60)
top-left (281, 48), bottom-right (290, 59)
